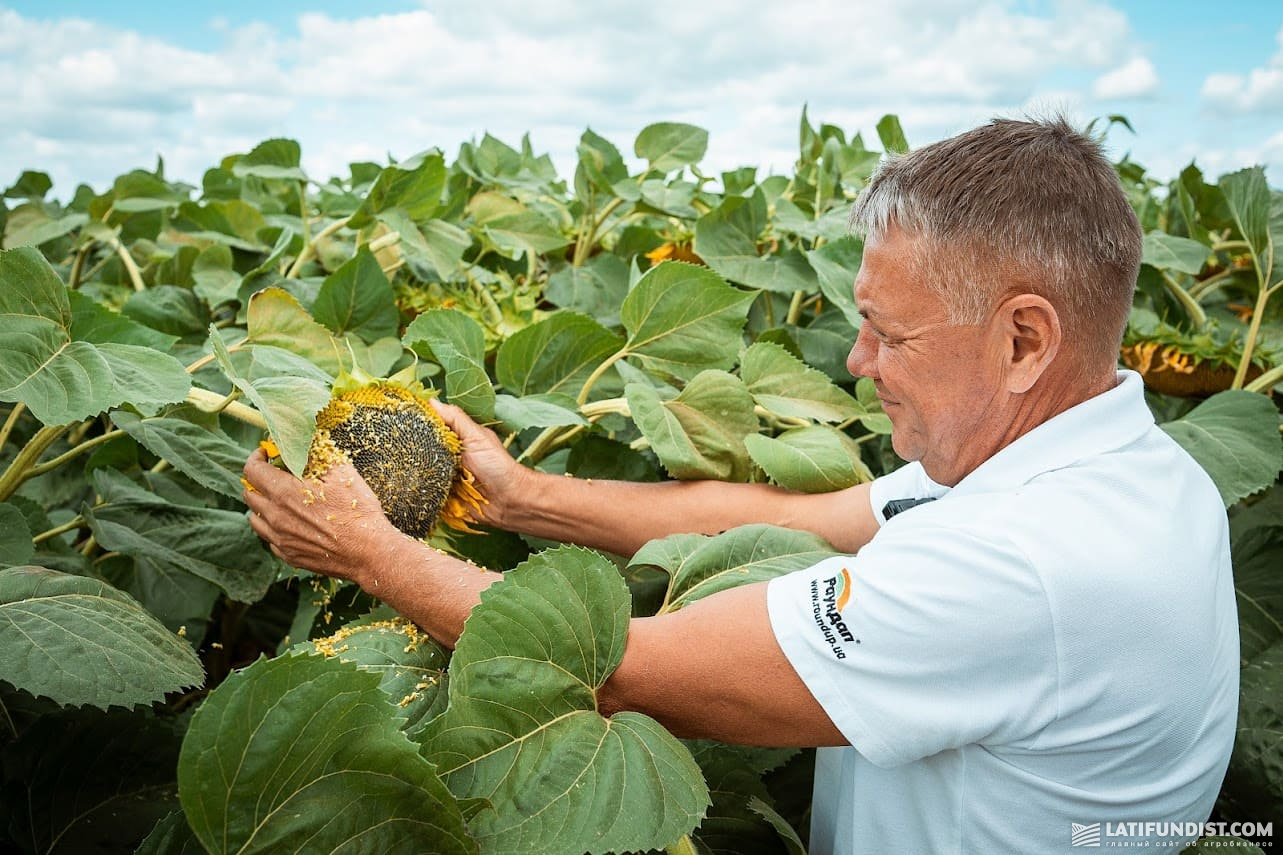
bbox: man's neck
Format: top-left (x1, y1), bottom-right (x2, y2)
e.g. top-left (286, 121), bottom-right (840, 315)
top-left (925, 366), bottom-right (1118, 487)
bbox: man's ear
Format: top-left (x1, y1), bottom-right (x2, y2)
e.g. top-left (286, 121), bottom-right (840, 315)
top-left (998, 294), bottom-right (1061, 394)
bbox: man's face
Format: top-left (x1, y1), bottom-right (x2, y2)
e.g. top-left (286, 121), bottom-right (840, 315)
top-left (845, 229), bottom-right (1003, 485)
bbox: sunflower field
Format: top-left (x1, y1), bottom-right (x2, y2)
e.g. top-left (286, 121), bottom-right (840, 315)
top-left (0, 112), bottom-right (1280, 853)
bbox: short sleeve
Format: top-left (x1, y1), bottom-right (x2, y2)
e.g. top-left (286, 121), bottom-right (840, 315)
top-left (867, 462), bottom-right (949, 525)
top-left (767, 528), bottom-right (1059, 767)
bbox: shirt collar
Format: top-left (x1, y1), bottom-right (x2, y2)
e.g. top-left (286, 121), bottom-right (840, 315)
top-left (942, 370), bottom-right (1154, 499)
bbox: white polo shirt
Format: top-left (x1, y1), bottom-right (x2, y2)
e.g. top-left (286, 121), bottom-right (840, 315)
top-left (766, 371), bottom-right (1238, 854)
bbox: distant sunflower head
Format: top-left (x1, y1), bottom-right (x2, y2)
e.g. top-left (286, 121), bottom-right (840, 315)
top-left (294, 380), bottom-right (486, 537)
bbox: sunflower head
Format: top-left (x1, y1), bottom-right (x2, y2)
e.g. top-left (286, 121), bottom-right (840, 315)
top-left (289, 377), bottom-right (486, 537)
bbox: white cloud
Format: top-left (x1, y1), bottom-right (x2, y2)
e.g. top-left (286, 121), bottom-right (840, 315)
top-left (1200, 26), bottom-right (1283, 113)
top-left (0, 1), bottom-right (1141, 195)
top-left (1092, 57), bottom-right (1159, 100)
top-left (1192, 129), bottom-right (1283, 176)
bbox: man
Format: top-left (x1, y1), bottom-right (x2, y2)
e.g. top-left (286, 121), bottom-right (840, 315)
top-left (243, 117), bottom-right (1238, 853)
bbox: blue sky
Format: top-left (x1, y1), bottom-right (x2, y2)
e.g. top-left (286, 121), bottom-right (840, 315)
top-left (3, 1), bottom-right (1282, 196)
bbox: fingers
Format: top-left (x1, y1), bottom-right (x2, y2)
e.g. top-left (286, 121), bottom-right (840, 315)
top-left (242, 446), bottom-right (293, 493)
top-left (430, 398), bottom-right (507, 459)
top-left (247, 505), bottom-right (273, 542)
top-left (429, 398), bottom-right (472, 433)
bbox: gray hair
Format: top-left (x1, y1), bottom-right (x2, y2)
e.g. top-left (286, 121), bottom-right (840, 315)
top-left (848, 116), bottom-right (1142, 366)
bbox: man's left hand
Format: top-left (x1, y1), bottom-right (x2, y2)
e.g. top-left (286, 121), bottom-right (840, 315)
top-left (241, 448), bottom-right (399, 586)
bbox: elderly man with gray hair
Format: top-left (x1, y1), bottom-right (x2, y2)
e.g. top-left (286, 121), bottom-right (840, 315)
top-left (243, 117), bottom-right (1238, 853)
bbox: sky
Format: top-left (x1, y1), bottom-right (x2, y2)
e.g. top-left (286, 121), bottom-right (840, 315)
top-left (3, 1), bottom-right (1282, 199)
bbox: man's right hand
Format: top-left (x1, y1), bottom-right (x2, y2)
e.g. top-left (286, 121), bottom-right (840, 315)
top-left (429, 399), bottom-right (532, 530)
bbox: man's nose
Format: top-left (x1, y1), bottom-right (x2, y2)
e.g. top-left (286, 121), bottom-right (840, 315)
top-left (846, 326), bottom-right (877, 379)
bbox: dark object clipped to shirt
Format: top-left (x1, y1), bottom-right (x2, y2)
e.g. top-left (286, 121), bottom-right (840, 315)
top-left (881, 497), bottom-right (937, 521)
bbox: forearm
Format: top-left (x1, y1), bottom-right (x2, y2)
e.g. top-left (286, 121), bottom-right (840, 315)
top-left (498, 470), bottom-right (878, 556)
top-left (432, 399), bottom-right (878, 555)
top-left (360, 533), bottom-right (501, 649)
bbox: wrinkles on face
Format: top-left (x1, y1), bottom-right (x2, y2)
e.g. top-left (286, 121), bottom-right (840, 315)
top-left (846, 230), bottom-right (1013, 485)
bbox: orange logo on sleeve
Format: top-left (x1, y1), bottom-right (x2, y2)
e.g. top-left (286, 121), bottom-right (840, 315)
top-left (835, 567), bottom-right (853, 612)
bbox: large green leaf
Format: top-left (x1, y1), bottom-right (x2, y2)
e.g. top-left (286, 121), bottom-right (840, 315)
top-left (685, 741), bottom-right (802, 855)
top-left (483, 211), bottom-right (570, 259)
top-left (110, 410), bottom-right (248, 499)
top-left (1160, 390), bottom-right (1283, 507)
top-left (378, 209), bottom-right (472, 281)
top-left (495, 312), bottom-right (623, 398)
top-left (745, 426), bottom-right (871, 492)
top-left (245, 286), bottom-right (393, 377)
top-left (68, 289), bottom-right (177, 350)
top-left (635, 122), bottom-right (709, 173)
top-left (224, 339), bottom-right (334, 386)
top-left (2, 206), bottom-right (87, 249)
top-left (232, 138), bottom-right (307, 181)
top-left (176, 201), bottom-right (268, 252)
top-left (1141, 232), bottom-right (1210, 274)
top-left (1231, 518), bottom-right (1283, 663)
top-left (627, 371), bottom-right (758, 481)
top-left (178, 653), bottom-right (476, 855)
top-left (1219, 167), bottom-right (1271, 266)
top-left (546, 254), bottom-right (630, 327)
top-left (792, 321), bottom-right (857, 384)
top-left (577, 127), bottom-right (629, 196)
top-left (695, 192), bottom-right (818, 294)
top-left (630, 524), bottom-right (837, 612)
top-left (0, 247), bottom-right (190, 425)
top-left (422, 545), bottom-right (709, 854)
top-left (567, 435), bottom-right (662, 484)
top-left (0, 566), bottom-right (202, 709)
top-left (1220, 636), bottom-right (1283, 828)
top-left (854, 378), bottom-right (893, 434)
top-left (639, 179), bottom-right (699, 218)
top-left (0, 708), bottom-right (183, 855)
top-left (418, 218), bottom-right (474, 279)
top-left (493, 393), bottom-right (587, 432)
top-left (349, 151), bottom-right (447, 229)
top-left (741, 341), bottom-right (859, 422)
top-left (123, 286), bottom-right (210, 338)
top-left (101, 550), bottom-right (221, 649)
top-left (311, 248), bottom-right (400, 343)
top-left (97, 343), bottom-right (192, 416)
top-left (876, 114), bottom-right (909, 154)
top-left (404, 308), bottom-right (495, 420)
top-left (806, 235), bottom-right (863, 329)
top-left (296, 608), bottom-right (451, 739)
top-left (83, 469), bottom-right (277, 603)
top-left (135, 811), bottom-right (204, 855)
top-left (0, 502), bottom-right (33, 567)
top-left (620, 262), bottom-right (756, 380)
top-left (773, 197), bottom-right (849, 243)
top-left (211, 329), bottom-right (330, 476)
top-left (245, 286), bottom-right (336, 363)
top-left (4, 170), bottom-right (52, 199)
top-left (748, 797), bottom-right (807, 855)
